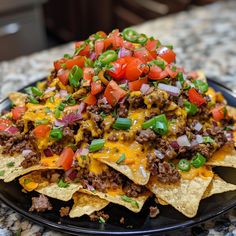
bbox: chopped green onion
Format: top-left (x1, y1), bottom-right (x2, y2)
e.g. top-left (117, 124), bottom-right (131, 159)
top-left (178, 159), bottom-right (190, 172)
top-left (84, 57), bottom-right (94, 67)
top-left (193, 80), bottom-right (208, 93)
top-left (99, 216), bottom-right (106, 224)
top-left (165, 44), bottom-right (174, 50)
top-left (35, 119), bottom-right (49, 126)
top-left (64, 54), bottom-right (72, 59)
top-left (7, 162), bottom-right (15, 167)
top-left (92, 76), bottom-right (100, 82)
top-left (54, 108), bottom-right (61, 118)
top-left (49, 96), bottom-right (55, 103)
top-left (183, 101), bottom-right (198, 115)
top-left (25, 87), bottom-right (33, 96)
top-left (60, 63), bottom-right (67, 69)
top-left (69, 65), bottom-right (83, 87)
top-left (121, 195), bottom-right (139, 208)
top-left (65, 95), bottom-right (76, 106)
top-left (142, 114), bottom-right (168, 135)
top-left (24, 179), bottom-right (31, 185)
top-left (191, 153), bottom-right (206, 168)
top-left (57, 179), bottom-right (70, 188)
top-left (172, 66), bottom-right (177, 72)
top-left (151, 60), bottom-right (166, 70)
top-left (28, 96), bottom-right (39, 104)
top-left (58, 102), bottom-right (65, 111)
top-left (203, 136), bottom-right (214, 143)
top-left (31, 87), bottom-right (43, 96)
top-left (176, 72), bottom-right (184, 84)
top-left (119, 84), bottom-right (127, 90)
top-left (116, 153), bottom-right (126, 164)
top-left (0, 170), bottom-right (5, 176)
top-left (100, 111), bottom-right (106, 119)
top-left (98, 50), bottom-right (118, 65)
top-left (89, 139), bottom-right (105, 152)
top-left (74, 43), bottom-right (86, 56)
top-left (50, 128), bottom-right (63, 140)
top-left (113, 118), bottom-right (132, 130)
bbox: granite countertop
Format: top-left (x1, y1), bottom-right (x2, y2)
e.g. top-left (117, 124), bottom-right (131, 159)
top-left (0, 0), bottom-right (236, 235)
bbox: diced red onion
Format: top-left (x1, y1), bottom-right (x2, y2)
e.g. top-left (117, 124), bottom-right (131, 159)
top-left (190, 139), bottom-right (199, 147)
top-left (44, 86), bottom-right (56, 93)
top-left (224, 131), bottom-right (233, 141)
top-left (76, 148), bottom-right (89, 157)
top-left (59, 90), bottom-right (68, 98)
top-left (170, 141), bottom-right (179, 150)
top-left (65, 169), bottom-right (73, 177)
top-left (54, 119), bottom-right (65, 127)
top-left (140, 84), bottom-right (150, 94)
top-left (57, 112), bottom-right (82, 126)
top-left (177, 135), bottom-right (191, 147)
top-left (158, 83), bottom-right (180, 96)
top-left (68, 170), bottom-right (78, 181)
top-left (98, 97), bottom-right (108, 105)
top-left (43, 148), bottom-right (53, 157)
top-left (22, 149), bottom-right (32, 157)
top-left (194, 122), bottom-right (202, 131)
top-left (154, 149), bottom-right (164, 159)
top-left (6, 126), bottom-right (19, 134)
top-left (176, 81), bottom-right (182, 89)
top-left (90, 52), bottom-right (96, 61)
top-left (119, 96), bottom-right (127, 105)
top-left (118, 47), bottom-right (132, 58)
top-left (87, 184), bottom-right (95, 192)
top-left (196, 135), bottom-right (203, 144)
top-left (139, 165), bottom-right (147, 178)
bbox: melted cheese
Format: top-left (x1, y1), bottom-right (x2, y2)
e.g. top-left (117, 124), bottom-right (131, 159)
top-left (180, 165), bottom-right (213, 180)
top-left (40, 155), bottom-right (58, 167)
top-left (209, 144), bottom-right (234, 162)
top-left (88, 158), bottom-right (107, 174)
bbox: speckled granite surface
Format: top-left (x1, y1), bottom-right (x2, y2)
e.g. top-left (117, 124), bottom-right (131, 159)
top-left (0, 0), bottom-right (236, 235)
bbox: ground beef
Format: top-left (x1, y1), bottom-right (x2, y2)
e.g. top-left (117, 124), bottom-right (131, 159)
top-left (128, 95), bottom-right (144, 109)
top-left (90, 113), bottom-right (103, 123)
top-left (50, 142), bottom-right (64, 155)
top-left (60, 207), bottom-right (70, 217)
top-left (21, 151), bottom-right (41, 168)
top-left (157, 162), bottom-right (180, 183)
top-left (147, 153), bottom-right (160, 176)
top-left (136, 129), bottom-right (157, 144)
top-left (97, 98), bottom-right (113, 113)
top-left (86, 105), bottom-right (99, 114)
top-left (123, 181), bottom-right (144, 198)
top-left (29, 194), bottom-right (52, 212)
top-left (62, 127), bottom-right (74, 142)
top-left (157, 139), bottom-right (177, 160)
top-left (144, 90), bottom-right (169, 109)
top-left (118, 104), bottom-right (129, 118)
top-left (107, 133), bottom-right (119, 142)
top-left (15, 119), bottom-right (25, 132)
top-left (149, 206), bottom-right (160, 218)
top-left (89, 211), bottom-right (109, 222)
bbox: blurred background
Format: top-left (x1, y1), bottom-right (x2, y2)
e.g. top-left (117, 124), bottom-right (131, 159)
top-left (0, 0), bottom-right (219, 61)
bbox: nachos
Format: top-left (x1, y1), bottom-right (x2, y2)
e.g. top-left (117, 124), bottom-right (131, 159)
top-left (0, 28), bottom-right (236, 221)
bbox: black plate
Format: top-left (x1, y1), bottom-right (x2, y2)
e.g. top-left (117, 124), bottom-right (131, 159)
top-left (0, 79), bottom-right (236, 235)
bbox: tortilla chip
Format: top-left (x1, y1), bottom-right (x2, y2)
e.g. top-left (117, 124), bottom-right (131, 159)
top-left (69, 192), bottom-right (109, 218)
top-left (147, 174), bottom-right (213, 218)
top-left (203, 174), bottom-right (236, 199)
top-left (156, 197), bottom-right (168, 206)
top-left (80, 188), bottom-right (150, 213)
top-left (206, 143), bottom-right (236, 168)
top-left (227, 106), bottom-right (236, 119)
top-left (19, 171), bottom-right (82, 201)
top-left (196, 70), bottom-right (207, 82)
top-left (9, 92), bottom-right (27, 106)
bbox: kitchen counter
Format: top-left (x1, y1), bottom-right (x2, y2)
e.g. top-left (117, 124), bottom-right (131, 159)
top-left (0, 0), bottom-right (236, 235)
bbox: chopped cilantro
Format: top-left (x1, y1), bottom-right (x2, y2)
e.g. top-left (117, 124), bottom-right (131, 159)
top-left (116, 154), bottom-right (126, 164)
top-left (0, 170), bottom-right (5, 176)
top-left (57, 179), bottom-right (70, 188)
top-left (24, 179), bottom-right (31, 185)
top-left (99, 216), bottom-right (106, 224)
top-left (7, 162), bottom-right (15, 167)
top-left (121, 195), bottom-right (139, 208)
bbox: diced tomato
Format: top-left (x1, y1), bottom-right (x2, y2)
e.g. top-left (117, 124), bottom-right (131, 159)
top-left (33, 125), bottom-right (51, 139)
top-left (57, 147), bottom-right (74, 171)
top-left (125, 58), bottom-right (145, 81)
top-left (148, 64), bottom-right (162, 80)
top-left (57, 69), bottom-right (70, 86)
top-left (96, 31), bottom-right (107, 38)
top-left (95, 40), bottom-right (104, 55)
top-left (188, 88), bottom-right (205, 107)
top-left (54, 58), bottom-right (66, 70)
top-left (123, 41), bottom-right (135, 50)
top-left (75, 41), bottom-right (90, 57)
top-left (109, 29), bottom-right (123, 49)
top-left (84, 94), bottom-right (97, 105)
top-left (128, 77), bottom-right (148, 91)
top-left (12, 106), bottom-right (26, 120)
top-left (159, 70), bottom-right (169, 80)
top-left (157, 47), bottom-right (176, 64)
top-left (0, 118), bottom-right (12, 126)
top-left (145, 39), bottom-right (159, 51)
top-left (103, 38), bottom-right (113, 50)
top-left (104, 80), bottom-right (126, 106)
top-left (187, 71), bottom-right (198, 79)
top-left (91, 80), bottom-right (103, 95)
top-left (108, 58), bottom-right (127, 80)
top-left (212, 106), bottom-right (227, 121)
top-left (65, 56), bottom-right (85, 69)
top-left (83, 68), bottom-right (94, 81)
top-left (134, 47), bottom-right (153, 63)
top-left (0, 124), bottom-right (7, 131)
top-left (165, 66), bottom-right (178, 78)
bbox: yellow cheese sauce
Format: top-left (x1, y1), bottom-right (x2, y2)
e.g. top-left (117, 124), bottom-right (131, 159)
top-left (208, 143), bottom-right (234, 162)
top-left (40, 154), bottom-right (59, 167)
top-left (180, 165), bottom-right (213, 180)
